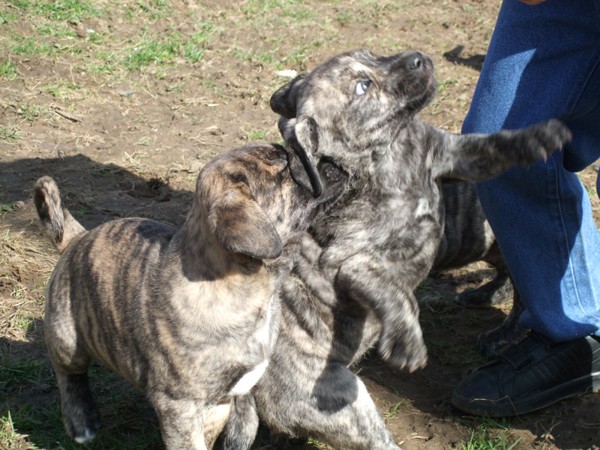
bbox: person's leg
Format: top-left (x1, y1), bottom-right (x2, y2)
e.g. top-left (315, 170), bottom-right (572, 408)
top-left (463, 0), bottom-right (600, 341)
top-left (453, 0), bottom-right (600, 416)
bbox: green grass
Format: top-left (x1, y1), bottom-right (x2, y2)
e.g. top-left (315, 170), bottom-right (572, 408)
top-left (125, 37), bottom-right (180, 68)
top-left (0, 127), bottom-right (21, 142)
top-left (10, 36), bottom-right (56, 57)
top-left (0, 0), bottom-right (325, 82)
top-left (0, 203), bottom-right (18, 212)
top-left (16, 104), bottom-right (46, 122)
top-left (1, 363), bottom-right (162, 449)
top-left (382, 399), bottom-right (409, 419)
top-left (183, 24), bottom-right (214, 63)
top-left (7, 0), bottom-right (100, 22)
top-left (0, 9), bottom-right (18, 24)
top-left (0, 412), bottom-right (21, 449)
top-left (3, 0), bottom-right (213, 78)
top-left (125, 27), bottom-right (214, 70)
top-left (44, 82), bottom-right (82, 101)
top-left (459, 418), bottom-right (522, 450)
top-left (0, 362), bottom-right (45, 390)
top-left (2, 402), bottom-right (161, 450)
top-left (0, 60), bottom-right (18, 80)
top-left (241, 0), bottom-right (301, 15)
top-left (126, 0), bottom-right (169, 20)
top-left (245, 129), bottom-right (269, 141)
top-left (35, 22), bottom-right (76, 39)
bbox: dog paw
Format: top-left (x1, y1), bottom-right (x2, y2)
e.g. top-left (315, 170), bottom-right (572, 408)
top-left (73, 427), bottom-right (98, 444)
top-left (62, 398), bottom-right (101, 444)
top-left (519, 119), bottom-right (572, 162)
top-left (454, 283), bottom-right (512, 306)
top-left (378, 326), bottom-right (428, 372)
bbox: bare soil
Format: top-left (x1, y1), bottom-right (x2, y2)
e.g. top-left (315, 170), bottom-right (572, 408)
top-left (1, 1), bottom-right (599, 449)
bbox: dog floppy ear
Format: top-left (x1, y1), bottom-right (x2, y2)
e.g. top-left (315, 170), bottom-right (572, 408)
top-left (207, 181), bottom-right (283, 260)
top-left (270, 74), bottom-right (306, 119)
top-left (281, 115), bottom-right (323, 197)
top-left (294, 114), bottom-right (319, 156)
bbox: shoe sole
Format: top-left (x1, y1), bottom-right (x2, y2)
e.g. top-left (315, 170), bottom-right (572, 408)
top-left (452, 370), bottom-right (600, 417)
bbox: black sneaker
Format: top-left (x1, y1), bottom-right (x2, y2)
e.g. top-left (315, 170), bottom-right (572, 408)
top-left (452, 332), bottom-right (600, 416)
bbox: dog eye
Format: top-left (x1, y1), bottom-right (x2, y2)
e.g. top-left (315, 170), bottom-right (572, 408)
top-left (354, 80), bottom-right (371, 97)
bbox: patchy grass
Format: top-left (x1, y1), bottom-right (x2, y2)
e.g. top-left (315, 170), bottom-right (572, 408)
top-left (0, 361), bottom-right (45, 390)
top-left (0, 60), bottom-right (18, 80)
top-left (460, 419), bottom-right (522, 450)
top-left (0, 127), bottom-right (21, 142)
top-left (15, 104), bottom-right (46, 123)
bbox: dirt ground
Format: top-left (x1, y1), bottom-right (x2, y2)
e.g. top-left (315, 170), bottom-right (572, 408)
top-left (1, 1), bottom-right (599, 449)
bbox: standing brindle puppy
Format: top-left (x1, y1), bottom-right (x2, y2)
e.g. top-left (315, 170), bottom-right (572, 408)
top-left (433, 181), bottom-right (527, 357)
top-left (34, 142), bottom-right (347, 450)
top-left (215, 49), bottom-right (570, 450)
top-left (433, 181), bottom-right (511, 306)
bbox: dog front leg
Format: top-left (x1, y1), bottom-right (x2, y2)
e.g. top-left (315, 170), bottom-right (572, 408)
top-left (306, 362), bottom-right (402, 450)
top-left (213, 395), bottom-right (259, 450)
top-left (337, 254), bottom-right (428, 372)
top-left (432, 119), bottom-right (571, 182)
top-left (150, 393), bottom-right (208, 450)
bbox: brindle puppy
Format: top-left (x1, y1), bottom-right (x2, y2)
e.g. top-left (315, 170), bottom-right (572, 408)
top-left (34, 142), bottom-right (347, 450)
top-left (433, 182), bottom-right (527, 356)
top-left (215, 49), bottom-right (570, 450)
top-left (434, 182), bottom-right (511, 306)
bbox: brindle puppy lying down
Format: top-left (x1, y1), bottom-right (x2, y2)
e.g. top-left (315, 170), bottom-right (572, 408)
top-left (215, 49), bottom-right (570, 450)
top-left (34, 142), bottom-right (347, 449)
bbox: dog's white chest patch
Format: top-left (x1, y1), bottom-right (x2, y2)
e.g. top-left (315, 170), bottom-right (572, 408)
top-left (229, 359), bottom-right (269, 396)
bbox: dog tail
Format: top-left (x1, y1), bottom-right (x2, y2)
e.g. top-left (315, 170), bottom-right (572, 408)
top-left (33, 176), bottom-right (86, 253)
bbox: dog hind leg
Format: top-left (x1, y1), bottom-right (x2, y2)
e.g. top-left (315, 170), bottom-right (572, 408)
top-left (477, 290), bottom-right (528, 356)
top-left (252, 362), bottom-right (402, 450)
top-left (308, 363), bottom-right (401, 450)
top-left (55, 370), bottom-right (101, 444)
top-left (455, 244), bottom-right (514, 306)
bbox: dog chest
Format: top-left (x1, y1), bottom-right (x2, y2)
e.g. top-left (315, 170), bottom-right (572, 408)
top-left (228, 294), bottom-right (277, 396)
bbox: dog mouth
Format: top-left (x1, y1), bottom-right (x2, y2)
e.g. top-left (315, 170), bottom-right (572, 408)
top-left (391, 51), bottom-right (436, 114)
top-left (406, 75), bottom-right (437, 112)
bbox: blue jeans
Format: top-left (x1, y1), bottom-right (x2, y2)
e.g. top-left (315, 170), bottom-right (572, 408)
top-left (462, 0), bottom-right (600, 341)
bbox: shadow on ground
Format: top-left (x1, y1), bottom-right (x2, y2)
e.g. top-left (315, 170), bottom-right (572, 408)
top-left (442, 45), bottom-right (486, 72)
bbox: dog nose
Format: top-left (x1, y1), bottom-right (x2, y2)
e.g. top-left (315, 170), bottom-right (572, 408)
top-left (408, 52), bottom-right (426, 70)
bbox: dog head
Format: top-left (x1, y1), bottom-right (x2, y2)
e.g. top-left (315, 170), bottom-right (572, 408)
top-left (195, 143), bottom-right (347, 261)
top-left (271, 49), bottom-right (436, 175)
